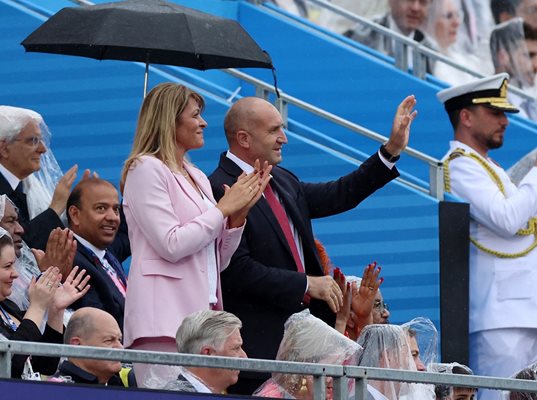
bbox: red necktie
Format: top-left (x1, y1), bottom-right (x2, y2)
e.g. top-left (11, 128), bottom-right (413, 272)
top-left (263, 184), bottom-right (305, 273)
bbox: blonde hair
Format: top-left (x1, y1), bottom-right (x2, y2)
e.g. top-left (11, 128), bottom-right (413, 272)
top-left (120, 83), bottom-right (204, 192)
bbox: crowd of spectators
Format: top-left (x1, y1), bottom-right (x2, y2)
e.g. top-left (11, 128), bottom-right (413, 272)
top-left (1, 75), bottom-right (536, 398)
top-left (273, 0), bottom-right (537, 120)
top-left (2, 3), bottom-right (537, 397)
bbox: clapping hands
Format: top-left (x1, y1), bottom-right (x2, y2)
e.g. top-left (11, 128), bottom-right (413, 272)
top-left (218, 159), bottom-right (272, 228)
top-left (51, 266), bottom-right (90, 312)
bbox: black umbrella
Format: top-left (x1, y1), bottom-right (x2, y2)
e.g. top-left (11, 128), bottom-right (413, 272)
top-left (21, 0), bottom-right (274, 95)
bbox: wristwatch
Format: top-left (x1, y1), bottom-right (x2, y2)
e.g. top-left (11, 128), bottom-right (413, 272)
top-left (379, 144), bottom-right (400, 163)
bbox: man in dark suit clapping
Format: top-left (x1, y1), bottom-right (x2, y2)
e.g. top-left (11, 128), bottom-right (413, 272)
top-left (67, 178), bottom-right (128, 331)
top-left (209, 95), bottom-right (417, 394)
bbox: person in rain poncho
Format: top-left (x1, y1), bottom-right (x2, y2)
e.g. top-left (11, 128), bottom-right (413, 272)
top-left (0, 194), bottom-right (75, 318)
top-left (429, 362), bottom-right (475, 400)
top-left (255, 309), bottom-right (361, 399)
top-left (509, 362), bottom-right (537, 400)
top-left (357, 324), bottom-right (436, 400)
top-left (0, 105), bottom-right (79, 250)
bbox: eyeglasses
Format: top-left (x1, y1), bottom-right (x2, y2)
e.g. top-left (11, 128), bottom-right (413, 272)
top-left (442, 11), bottom-right (460, 20)
top-left (11, 136), bottom-right (45, 148)
top-left (373, 300), bottom-right (389, 312)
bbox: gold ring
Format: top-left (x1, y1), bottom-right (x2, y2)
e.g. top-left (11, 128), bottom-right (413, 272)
top-left (248, 186), bottom-right (253, 191)
top-left (46, 283), bottom-right (53, 287)
top-left (368, 286), bottom-right (374, 290)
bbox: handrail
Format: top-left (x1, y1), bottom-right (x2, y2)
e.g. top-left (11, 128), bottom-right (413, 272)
top-left (58, 0), bottom-right (445, 198)
top-left (2, 341), bottom-right (537, 398)
top-left (257, 0), bottom-right (535, 102)
top-left (225, 68), bottom-right (445, 200)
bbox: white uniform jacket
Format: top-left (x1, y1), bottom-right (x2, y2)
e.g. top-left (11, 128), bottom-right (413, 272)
top-left (443, 140), bottom-right (537, 333)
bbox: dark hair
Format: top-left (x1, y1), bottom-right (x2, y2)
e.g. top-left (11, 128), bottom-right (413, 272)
top-left (491, 0), bottom-right (521, 24)
top-left (510, 365), bottom-right (537, 400)
top-left (66, 178), bottom-right (116, 225)
top-left (446, 105), bottom-right (478, 130)
top-left (524, 22), bottom-right (537, 40)
top-left (0, 234), bottom-right (13, 256)
top-left (434, 363), bottom-right (474, 399)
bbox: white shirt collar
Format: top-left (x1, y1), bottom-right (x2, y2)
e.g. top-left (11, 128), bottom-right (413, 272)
top-left (0, 164), bottom-right (21, 191)
top-left (226, 150), bottom-right (255, 174)
top-left (73, 233), bottom-right (106, 261)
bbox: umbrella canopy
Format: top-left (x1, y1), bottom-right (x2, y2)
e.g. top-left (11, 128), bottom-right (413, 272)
top-left (21, 0), bottom-right (273, 71)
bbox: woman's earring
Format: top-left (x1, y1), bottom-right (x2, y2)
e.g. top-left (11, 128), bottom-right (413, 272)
top-left (299, 377), bottom-right (308, 395)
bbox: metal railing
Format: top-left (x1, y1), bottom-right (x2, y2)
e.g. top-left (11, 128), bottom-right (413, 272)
top-left (2, 341), bottom-right (537, 399)
top-left (225, 68), bottom-right (445, 200)
top-left (58, 0), bottom-right (445, 198)
top-left (259, 0), bottom-right (535, 103)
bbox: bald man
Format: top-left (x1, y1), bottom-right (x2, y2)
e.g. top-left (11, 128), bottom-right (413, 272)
top-left (50, 307), bottom-right (133, 386)
top-left (209, 96), bottom-right (416, 393)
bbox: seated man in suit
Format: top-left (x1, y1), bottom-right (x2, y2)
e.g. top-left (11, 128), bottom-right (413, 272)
top-left (148, 310), bottom-right (246, 393)
top-left (67, 178), bottom-right (128, 330)
top-left (0, 106), bottom-right (80, 250)
top-left (209, 95), bottom-right (417, 393)
top-left (344, 0), bottom-right (435, 72)
top-left (50, 307), bottom-right (134, 386)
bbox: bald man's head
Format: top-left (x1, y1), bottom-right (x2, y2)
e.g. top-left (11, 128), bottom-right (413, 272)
top-left (65, 307), bottom-right (123, 384)
top-left (224, 97), bottom-right (268, 144)
top-left (224, 97), bottom-right (287, 166)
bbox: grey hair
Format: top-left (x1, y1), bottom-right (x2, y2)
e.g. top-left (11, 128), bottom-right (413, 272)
top-left (176, 310), bottom-right (242, 354)
top-left (63, 310), bottom-right (95, 344)
top-left (0, 106), bottom-right (43, 142)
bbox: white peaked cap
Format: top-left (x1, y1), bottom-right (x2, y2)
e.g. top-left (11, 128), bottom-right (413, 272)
top-left (437, 73), bottom-right (519, 113)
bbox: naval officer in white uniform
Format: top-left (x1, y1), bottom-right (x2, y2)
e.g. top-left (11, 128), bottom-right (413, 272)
top-left (438, 73), bottom-right (537, 399)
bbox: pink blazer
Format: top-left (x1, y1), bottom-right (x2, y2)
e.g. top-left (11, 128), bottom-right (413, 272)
top-left (122, 155), bottom-right (243, 348)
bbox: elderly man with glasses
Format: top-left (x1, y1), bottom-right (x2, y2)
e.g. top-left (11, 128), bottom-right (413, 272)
top-left (0, 106), bottom-right (79, 250)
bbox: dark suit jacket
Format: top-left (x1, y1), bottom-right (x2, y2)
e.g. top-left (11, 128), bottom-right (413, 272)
top-left (344, 13), bottom-right (435, 73)
top-left (208, 151), bottom-right (398, 390)
top-left (0, 172), bottom-right (63, 250)
top-left (71, 241), bottom-right (128, 332)
top-left (51, 360), bottom-right (126, 386)
top-left (0, 299), bottom-right (62, 378)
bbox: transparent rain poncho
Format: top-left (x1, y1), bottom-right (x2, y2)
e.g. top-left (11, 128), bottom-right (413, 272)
top-left (401, 317), bottom-right (439, 369)
top-left (254, 309), bottom-right (362, 399)
top-left (0, 194), bottom-right (41, 311)
top-left (509, 362), bottom-right (537, 400)
top-left (507, 148), bottom-right (537, 186)
top-left (491, 18), bottom-right (536, 89)
top-left (429, 362), bottom-right (475, 399)
top-left (0, 194), bottom-right (72, 325)
top-left (144, 361), bottom-right (220, 392)
top-left (0, 106), bottom-right (63, 220)
top-left (425, 0), bottom-right (467, 53)
top-left (357, 324), bottom-right (436, 400)
top-left (425, 0), bottom-right (493, 85)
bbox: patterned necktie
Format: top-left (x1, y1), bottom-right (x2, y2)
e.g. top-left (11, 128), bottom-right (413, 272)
top-left (90, 250), bottom-right (127, 297)
top-left (104, 250), bottom-right (127, 287)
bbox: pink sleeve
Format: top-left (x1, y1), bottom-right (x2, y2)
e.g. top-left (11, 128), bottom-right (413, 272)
top-left (124, 156), bottom-right (226, 263)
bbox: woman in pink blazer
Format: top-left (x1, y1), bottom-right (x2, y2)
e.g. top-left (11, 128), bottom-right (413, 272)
top-left (120, 83), bottom-right (270, 386)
